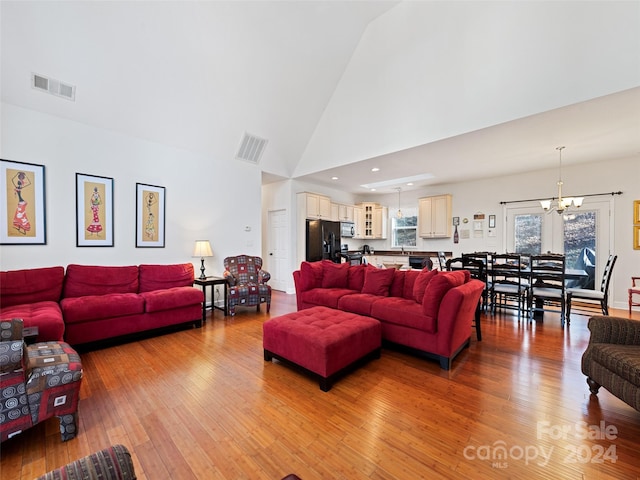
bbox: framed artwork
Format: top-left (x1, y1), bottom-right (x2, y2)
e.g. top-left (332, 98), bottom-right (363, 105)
top-left (634, 200), bottom-right (640, 224)
top-left (489, 215), bottom-right (496, 229)
top-left (635, 226), bottom-right (640, 251)
top-left (76, 173), bottom-right (114, 247)
top-left (1, 159), bottom-right (47, 245)
top-left (136, 183), bottom-right (165, 248)
top-left (452, 216), bottom-right (460, 226)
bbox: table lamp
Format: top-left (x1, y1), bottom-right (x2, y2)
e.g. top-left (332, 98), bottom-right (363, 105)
top-left (193, 240), bottom-right (213, 279)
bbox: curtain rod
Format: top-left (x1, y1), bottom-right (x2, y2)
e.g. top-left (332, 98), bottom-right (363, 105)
top-left (499, 191), bottom-right (623, 205)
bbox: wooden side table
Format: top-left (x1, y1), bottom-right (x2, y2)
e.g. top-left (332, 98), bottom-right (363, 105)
top-left (194, 276), bottom-right (228, 322)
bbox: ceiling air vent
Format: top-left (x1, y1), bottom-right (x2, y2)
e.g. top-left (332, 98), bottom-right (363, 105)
top-left (31, 73), bottom-right (76, 101)
top-left (236, 132), bottom-right (268, 164)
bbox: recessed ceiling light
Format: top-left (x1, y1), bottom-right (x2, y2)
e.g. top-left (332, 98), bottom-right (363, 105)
top-left (371, 167), bottom-right (380, 172)
top-left (406, 182), bottom-right (413, 186)
top-left (370, 188), bottom-right (376, 191)
top-left (331, 176), bottom-right (339, 180)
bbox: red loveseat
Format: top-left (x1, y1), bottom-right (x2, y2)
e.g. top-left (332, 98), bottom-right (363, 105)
top-left (293, 260), bottom-right (484, 369)
top-left (60, 263), bottom-right (203, 346)
top-left (0, 266), bottom-right (65, 342)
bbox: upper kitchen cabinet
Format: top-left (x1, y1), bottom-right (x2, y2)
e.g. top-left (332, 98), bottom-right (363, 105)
top-left (359, 202), bottom-right (387, 239)
top-left (418, 194), bottom-right (452, 238)
top-left (299, 192), bottom-right (331, 220)
top-left (331, 203), bottom-right (355, 223)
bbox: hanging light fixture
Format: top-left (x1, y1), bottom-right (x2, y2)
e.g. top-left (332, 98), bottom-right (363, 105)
top-left (540, 146), bottom-right (584, 214)
top-left (395, 187), bottom-right (403, 219)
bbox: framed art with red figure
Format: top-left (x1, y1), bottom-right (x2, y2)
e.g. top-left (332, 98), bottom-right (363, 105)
top-left (0, 159), bottom-right (46, 245)
top-left (75, 172), bottom-right (114, 247)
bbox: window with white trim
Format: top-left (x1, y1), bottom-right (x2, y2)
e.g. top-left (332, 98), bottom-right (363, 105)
top-left (391, 208), bottom-right (417, 248)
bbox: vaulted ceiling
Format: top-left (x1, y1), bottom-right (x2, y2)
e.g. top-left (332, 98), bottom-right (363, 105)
top-left (2, 1), bottom-right (639, 195)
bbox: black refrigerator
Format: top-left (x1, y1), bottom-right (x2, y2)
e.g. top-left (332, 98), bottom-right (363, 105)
top-left (306, 220), bottom-right (341, 263)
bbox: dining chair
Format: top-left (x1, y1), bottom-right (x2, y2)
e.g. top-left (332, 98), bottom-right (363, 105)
top-left (489, 253), bottom-right (528, 319)
top-left (566, 254), bottom-right (617, 319)
top-left (446, 256), bottom-right (483, 341)
top-left (528, 253), bottom-right (567, 326)
top-left (437, 251), bottom-right (448, 271)
top-left (462, 252), bottom-right (491, 312)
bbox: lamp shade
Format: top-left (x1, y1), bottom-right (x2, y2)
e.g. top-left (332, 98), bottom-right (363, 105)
top-left (193, 240), bottom-right (213, 257)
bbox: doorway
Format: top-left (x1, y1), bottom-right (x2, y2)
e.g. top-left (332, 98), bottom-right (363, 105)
top-left (505, 198), bottom-right (613, 288)
top-left (267, 208), bottom-right (289, 292)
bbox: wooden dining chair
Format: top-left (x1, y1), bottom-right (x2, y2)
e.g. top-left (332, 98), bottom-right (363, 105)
top-left (489, 253), bottom-right (528, 319)
top-left (566, 254), bottom-right (617, 319)
top-left (528, 253), bottom-right (567, 326)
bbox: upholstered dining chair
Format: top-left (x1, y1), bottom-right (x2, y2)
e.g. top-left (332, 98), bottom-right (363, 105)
top-left (223, 255), bottom-right (271, 316)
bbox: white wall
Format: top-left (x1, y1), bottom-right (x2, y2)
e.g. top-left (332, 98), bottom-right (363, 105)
top-left (0, 104), bottom-right (263, 277)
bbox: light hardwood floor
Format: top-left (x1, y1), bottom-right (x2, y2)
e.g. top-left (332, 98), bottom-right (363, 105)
top-left (2, 292), bottom-right (640, 480)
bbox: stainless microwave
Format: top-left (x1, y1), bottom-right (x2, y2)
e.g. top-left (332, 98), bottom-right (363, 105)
top-left (340, 222), bottom-right (355, 237)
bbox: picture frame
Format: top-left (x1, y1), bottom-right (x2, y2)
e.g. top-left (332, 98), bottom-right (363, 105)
top-left (136, 183), bottom-right (165, 248)
top-left (634, 200), bottom-right (640, 225)
top-left (635, 225), bottom-right (640, 251)
top-left (489, 214), bottom-right (496, 229)
top-left (452, 216), bottom-right (460, 226)
top-left (1, 159), bottom-right (47, 245)
top-left (76, 173), bottom-right (114, 247)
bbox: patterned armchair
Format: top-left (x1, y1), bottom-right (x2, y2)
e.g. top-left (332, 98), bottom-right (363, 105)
top-left (1, 318), bottom-right (83, 442)
top-left (223, 255), bottom-right (271, 316)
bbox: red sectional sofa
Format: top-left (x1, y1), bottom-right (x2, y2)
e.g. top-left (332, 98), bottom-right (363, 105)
top-left (0, 263), bottom-right (204, 346)
top-left (293, 260), bottom-right (485, 369)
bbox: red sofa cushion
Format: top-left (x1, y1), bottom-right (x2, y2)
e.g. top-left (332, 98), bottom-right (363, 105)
top-left (347, 264), bottom-right (366, 291)
top-left (0, 301), bottom-right (64, 342)
top-left (402, 269), bottom-right (421, 301)
top-left (389, 270), bottom-right (405, 297)
top-left (337, 293), bottom-right (381, 316)
top-left (63, 265), bottom-right (139, 298)
top-left (422, 270), bottom-right (467, 320)
top-left (299, 288), bottom-right (356, 309)
top-left (413, 269), bottom-right (438, 304)
top-left (141, 286), bottom-right (203, 313)
top-left (138, 263), bottom-right (195, 292)
top-left (370, 297), bottom-right (434, 332)
top-left (362, 268), bottom-right (395, 296)
top-left (321, 261), bottom-right (349, 289)
top-left (61, 293), bottom-right (144, 323)
top-left (0, 266), bottom-right (64, 307)
top-left (299, 261), bottom-right (324, 292)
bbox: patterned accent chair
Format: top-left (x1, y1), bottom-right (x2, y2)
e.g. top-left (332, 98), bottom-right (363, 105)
top-left (0, 318), bottom-right (83, 442)
top-left (223, 255), bottom-right (272, 316)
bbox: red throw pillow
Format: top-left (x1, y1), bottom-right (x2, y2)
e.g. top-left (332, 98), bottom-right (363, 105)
top-left (299, 261), bottom-right (324, 291)
top-left (422, 270), bottom-right (467, 318)
top-left (389, 270), bottom-right (405, 297)
top-left (413, 269), bottom-right (438, 304)
top-left (348, 264), bottom-right (366, 291)
top-left (362, 267), bottom-right (396, 296)
top-left (321, 262), bottom-right (350, 288)
top-left (402, 269), bottom-right (421, 300)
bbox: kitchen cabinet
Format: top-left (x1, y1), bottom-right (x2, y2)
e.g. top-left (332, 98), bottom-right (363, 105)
top-left (338, 204), bottom-right (354, 222)
top-left (353, 205), bottom-right (364, 238)
top-left (299, 192), bottom-right (331, 220)
top-left (373, 205), bottom-right (388, 239)
top-left (358, 202), bottom-right (387, 239)
top-left (418, 194), bottom-right (452, 238)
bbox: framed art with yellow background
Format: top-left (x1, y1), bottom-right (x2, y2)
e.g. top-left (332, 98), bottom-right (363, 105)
top-left (136, 182), bottom-right (165, 248)
top-left (76, 172), bottom-right (114, 247)
top-left (635, 200), bottom-right (640, 250)
top-left (1, 159), bottom-right (46, 245)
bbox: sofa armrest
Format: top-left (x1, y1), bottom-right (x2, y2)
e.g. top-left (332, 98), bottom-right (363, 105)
top-left (258, 269), bottom-right (271, 283)
top-left (587, 316), bottom-right (640, 346)
top-left (35, 444), bottom-right (136, 480)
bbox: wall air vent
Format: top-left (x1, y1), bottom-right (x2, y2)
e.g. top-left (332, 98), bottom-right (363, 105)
top-left (236, 132), bottom-right (268, 164)
top-left (31, 73), bottom-right (76, 101)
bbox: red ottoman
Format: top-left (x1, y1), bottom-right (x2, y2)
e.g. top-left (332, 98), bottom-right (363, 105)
top-left (263, 306), bottom-right (381, 391)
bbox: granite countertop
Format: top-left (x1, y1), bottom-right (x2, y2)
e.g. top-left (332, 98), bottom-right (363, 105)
top-left (349, 250), bottom-right (450, 257)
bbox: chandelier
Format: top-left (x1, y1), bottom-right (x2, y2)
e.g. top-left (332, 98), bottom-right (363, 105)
top-left (395, 187), bottom-right (403, 219)
top-left (540, 146), bottom-right (583, 214)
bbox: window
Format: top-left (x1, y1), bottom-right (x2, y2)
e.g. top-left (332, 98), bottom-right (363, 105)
top-left (391, 208), bottom-right (417, 248)
top-left (514, 213), bottom-right (542, 255)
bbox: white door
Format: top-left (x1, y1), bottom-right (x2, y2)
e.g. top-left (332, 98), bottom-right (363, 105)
top-left (505, 198), bottom-right (612, 288)
top-left (267, 209), bottom-right (289, 292)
